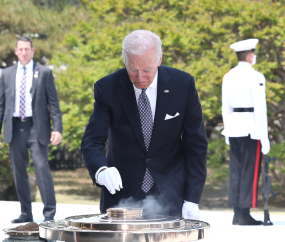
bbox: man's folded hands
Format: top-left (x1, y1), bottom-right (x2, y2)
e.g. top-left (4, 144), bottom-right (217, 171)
top-left (97, 167), bottom-right (123, 195)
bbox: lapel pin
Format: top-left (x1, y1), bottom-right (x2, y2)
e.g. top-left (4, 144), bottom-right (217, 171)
top-left (164, 90), bottom-right (169, 93)
top-left (34, 71), bottom-right (39, 78)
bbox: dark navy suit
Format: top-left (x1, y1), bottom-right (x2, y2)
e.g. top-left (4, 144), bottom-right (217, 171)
top-left (81, 66), bottom-right (207, 216)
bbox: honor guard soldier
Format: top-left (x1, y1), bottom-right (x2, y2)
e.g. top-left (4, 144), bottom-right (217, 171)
top-left (221, 39), bottom-right (270, 225)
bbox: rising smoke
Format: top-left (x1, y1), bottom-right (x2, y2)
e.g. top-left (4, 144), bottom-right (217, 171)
top-left (115, 196), bottom-right (168, 215)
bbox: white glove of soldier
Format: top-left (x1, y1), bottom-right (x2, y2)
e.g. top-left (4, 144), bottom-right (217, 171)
top-left (261, 138), bottom-right (270, 155)
top-left (97, 167), bottom-right (123, 195)
top-left (225, 136), bottom-right (230, 145)
top-left (182, 201), bottom-right (200, 220)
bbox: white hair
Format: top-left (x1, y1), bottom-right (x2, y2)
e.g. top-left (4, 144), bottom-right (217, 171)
top-left (122, 30), bottom-right (163, 65)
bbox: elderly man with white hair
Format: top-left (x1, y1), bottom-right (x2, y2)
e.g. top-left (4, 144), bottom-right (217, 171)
top-left (81, 30), bottom-right (207, 218)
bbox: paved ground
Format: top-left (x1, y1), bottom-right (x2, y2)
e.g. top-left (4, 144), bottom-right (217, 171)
top-left (1, 201), bottom-right (285, 242)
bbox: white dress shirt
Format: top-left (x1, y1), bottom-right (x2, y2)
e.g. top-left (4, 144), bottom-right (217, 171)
top-left (132, 71), bottom-right (158, 121)
top-left (221, 61), bottom-right (270, 154)
top-left (13, 60), bottom-right (33, 117)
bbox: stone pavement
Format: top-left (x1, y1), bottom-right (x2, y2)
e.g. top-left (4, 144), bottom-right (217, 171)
top-left (1, 201), bottom-right (284, 242)
top-left (200, 209), bottom-right (285, 242)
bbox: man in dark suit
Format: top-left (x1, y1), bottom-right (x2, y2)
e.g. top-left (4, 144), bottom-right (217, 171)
top-left (0, 36), bottom-right (62, 223)
top-left (81, 30), bottom-right (207, 218)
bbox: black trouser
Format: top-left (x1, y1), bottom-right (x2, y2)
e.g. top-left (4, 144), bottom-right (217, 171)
top-left (228, 135), bottom-right (262, 208)
top-left (9, 118), bottom-right (56, 218)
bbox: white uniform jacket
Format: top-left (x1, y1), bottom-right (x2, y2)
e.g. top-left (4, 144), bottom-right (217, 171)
top-left (221, 61), bottom-right (270, 154)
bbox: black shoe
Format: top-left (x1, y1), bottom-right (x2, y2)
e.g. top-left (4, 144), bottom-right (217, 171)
top-left (239, 213), bottom-right (263, 225)
top-left (232, 207), bottom-right (240, 225)
top-left (11, 215), bottom-right (33, 223)
top-left (44, 217), bottom-right (54, 222)
top-left (232, 213), bottom-right (240, 225)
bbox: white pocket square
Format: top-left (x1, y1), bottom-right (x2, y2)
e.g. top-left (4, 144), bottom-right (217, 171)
top-left (164, 112), bottom-right (180, 120)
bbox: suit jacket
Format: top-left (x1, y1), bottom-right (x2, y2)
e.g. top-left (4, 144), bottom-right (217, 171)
top-left (81, 66), bottom-right (207, 215)
top-left (0, 62), bottom-right (62, 145)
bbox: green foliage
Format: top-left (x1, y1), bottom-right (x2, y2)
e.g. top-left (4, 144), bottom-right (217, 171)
top-left (0, 0), bottom-right (91, 67)
top-left (52, 0), bottom-right (285, 155)
top-left (207, 133), bottom-right (229, 181)
top-left (268, 142), bottom-right (285, 173)
top-left (32, 0), bottom-right (81, 10)
top-left (0, 134), bottom-right (16, 200)
top-left (0, 139), bottom-right (13, 186)
top-left (268, 142), bottom-right (285, 189)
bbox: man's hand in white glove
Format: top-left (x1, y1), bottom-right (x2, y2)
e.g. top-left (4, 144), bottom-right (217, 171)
top-left (182, 201), bottom-right (200, 220)
top-left (97, 167), bottom-right (123, 195)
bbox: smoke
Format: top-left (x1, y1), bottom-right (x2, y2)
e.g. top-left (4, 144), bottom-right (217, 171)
top-left (115, 196), bottom-right (168, 216)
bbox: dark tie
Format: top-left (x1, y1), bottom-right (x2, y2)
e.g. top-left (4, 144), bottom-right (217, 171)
top-left (19, 66), bottom-right (26, 120)
top-left (137, 89), bottom-right (154, 193)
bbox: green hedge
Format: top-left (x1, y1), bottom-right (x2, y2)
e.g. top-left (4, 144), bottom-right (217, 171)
top-left (0, 139), bottom-right (15, 200)
top-left (51, 0), bottom-right (285, 182)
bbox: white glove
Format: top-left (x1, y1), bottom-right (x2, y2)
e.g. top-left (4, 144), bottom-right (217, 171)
top-left (182, 201), bottom-right (200, 220)
top-left (261, 138), bottom-right (270, 154)
top-left (97, 167), bottom-right (123, 195)
top-left (225, 136), bottom-right (230, 145)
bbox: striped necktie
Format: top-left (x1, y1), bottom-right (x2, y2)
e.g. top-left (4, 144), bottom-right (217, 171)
top-left (137, 88), bottom-right (154, 193)
top-left (19, 66), bottom-right (26, 120)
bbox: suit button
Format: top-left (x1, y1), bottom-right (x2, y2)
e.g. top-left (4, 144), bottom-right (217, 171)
top-left (145, 158), bottom-right (150, 162)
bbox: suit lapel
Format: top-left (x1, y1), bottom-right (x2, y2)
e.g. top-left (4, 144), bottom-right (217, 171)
top-left (9, 65), bottom-right (17, 109)
top-left (116, 69), bottom-right (146, 151)
top-left (32, 62), bottom-right (39, 99)
top-left (148, 66), bottom-right (174, 153)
